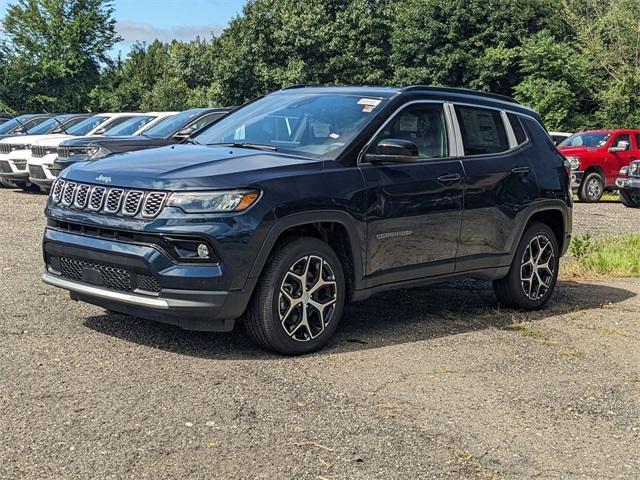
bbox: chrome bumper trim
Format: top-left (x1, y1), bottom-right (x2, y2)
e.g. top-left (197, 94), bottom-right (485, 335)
top-left (42, 272), bottom-right (169, 309)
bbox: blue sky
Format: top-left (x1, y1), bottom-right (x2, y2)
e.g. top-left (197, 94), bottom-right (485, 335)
top-left (0, 0), bottom-right (247, 55)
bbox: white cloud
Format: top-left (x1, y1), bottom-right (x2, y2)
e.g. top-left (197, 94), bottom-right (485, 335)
top-left (116, 20), bottom-right (226, 45)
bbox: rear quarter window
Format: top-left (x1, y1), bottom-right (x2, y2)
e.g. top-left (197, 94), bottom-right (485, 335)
top-left (455, 106), bottom-right (510, 155)
top-left (507, 113), bottom-right (528, 145)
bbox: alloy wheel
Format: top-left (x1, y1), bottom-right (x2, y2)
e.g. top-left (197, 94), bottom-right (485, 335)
top-left (278, 255), bottom-right (338, 342)
top-left (586, 177), bottom-right (603, 200)
top-left (520, 234), bottom-right (556, 301)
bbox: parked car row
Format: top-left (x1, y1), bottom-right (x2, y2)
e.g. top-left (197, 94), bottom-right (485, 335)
top-left (0, 108), bottom-right (232, 192)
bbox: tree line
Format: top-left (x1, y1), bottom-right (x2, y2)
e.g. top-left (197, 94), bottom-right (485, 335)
top-left (1, 0), bottom-right (639, 132)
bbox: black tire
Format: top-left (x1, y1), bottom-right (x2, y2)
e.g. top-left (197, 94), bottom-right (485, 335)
top-left (620, 189), bottom-right (640, 208)
top-left (577, 172), bottom-right (604, 202)
top-left (493, 222), bottom-right (559, 310)
top-left (245, 236), bottom-right (345, 355)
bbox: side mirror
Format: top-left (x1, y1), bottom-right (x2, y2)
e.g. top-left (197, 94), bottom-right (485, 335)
top-left (609, 141), bottom-right (630, 153)
top-left (94, 128), bottom-right (106, 135)
top-left (173, 127), bottom-right (193, 139)
top-left (365, 139), bottom-right (420, 164)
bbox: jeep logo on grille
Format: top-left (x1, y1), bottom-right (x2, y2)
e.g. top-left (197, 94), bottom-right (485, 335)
top-left (95, 175), bottom-right (112, 184)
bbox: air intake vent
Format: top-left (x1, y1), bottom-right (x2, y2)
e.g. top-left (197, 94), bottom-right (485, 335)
top-left (122, 191), bottom-right (144, 216)
top-left (88, 186), bottom-right (107, 211)
top-left (61, 182), bottom-right (77, 206)
top-left (74, 184), bottom-right (91, 209)
top-left (104, 189), bottom-right (125, 214)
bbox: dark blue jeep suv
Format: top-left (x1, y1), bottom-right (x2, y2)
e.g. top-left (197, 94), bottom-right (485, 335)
top-left (42, 86), bottom-right (572, 354)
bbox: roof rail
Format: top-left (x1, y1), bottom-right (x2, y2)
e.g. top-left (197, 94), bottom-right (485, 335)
top-left (280, 84), bottom-right (321, 90)
top-left (401, 85), bottom-right (520, 105)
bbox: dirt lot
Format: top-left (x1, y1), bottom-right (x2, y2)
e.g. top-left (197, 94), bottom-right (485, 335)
top-left (1, 189), bottom-right (639, 479)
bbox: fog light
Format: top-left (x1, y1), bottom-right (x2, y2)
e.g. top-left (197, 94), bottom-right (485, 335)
top-left (197, 243), bottom-right (210, 258)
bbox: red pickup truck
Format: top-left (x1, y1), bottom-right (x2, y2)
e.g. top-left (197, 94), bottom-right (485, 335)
top-left (558, 130), bottom-right (640, 202)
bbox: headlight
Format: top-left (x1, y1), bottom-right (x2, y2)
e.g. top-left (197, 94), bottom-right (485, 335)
top-left (620, 166), bottom-right (629, 176)
top-left (166, 190), bottom-right (260, 213)
top-left (566, 156), bottom-right (580, 171)
top-left (630, 162), bottom-right (639, 177)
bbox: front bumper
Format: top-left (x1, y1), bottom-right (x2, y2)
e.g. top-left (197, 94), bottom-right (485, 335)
top-left (616, 176), bottom-right (640, 191)
top-left (0, 158), bottom-right (29, 182)
top-left (28, 154), bottom-right (57, 189)
top-left (42, 226), bottom-right (254, 332)
top-left (570, 171), bottom-right (584, 191)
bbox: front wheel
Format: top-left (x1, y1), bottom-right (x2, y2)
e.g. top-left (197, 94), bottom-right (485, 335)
top-left (578, 172), bottom-right (604, 202)
top-left (245, 237), bottom-right (345, 355)
top-left (620, 189), bottom-right (640, 208)
top-left (493, 222), bottom-right (560, 310)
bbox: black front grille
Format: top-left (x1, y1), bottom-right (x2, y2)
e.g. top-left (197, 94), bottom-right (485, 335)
top-left (31, 146), bottom-right (46, 158)
top-left (142, 192), bottom-right (167, 217)
top-left (0, 144), bottom-right (15, 154)
top-left (50, 179), bottom-right (168, 219)
top-left (123, 191), bottom-right (144, 216)
top-left (136, 274), bottom-right (162, 293)
top-left (62, 182), bottom-right (77, 206)
top-left (28, 165), bottom-right (46, 179)
top-left (105, 189), bottom-right (124, 213)
top-left (48, 255), bottom-right (161, 294)
top-left (0, 161), bottom-right (11, 173)
top-left (74, 184), bottom-right (91, 209)
top-left (58, 147), bottom-right (70, 159)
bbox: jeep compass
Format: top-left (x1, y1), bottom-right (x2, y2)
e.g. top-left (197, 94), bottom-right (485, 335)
top-left (42, 86), bottom-right (572, 355)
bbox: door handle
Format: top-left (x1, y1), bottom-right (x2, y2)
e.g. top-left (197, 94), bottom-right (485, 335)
top-left (511, 166), bottom-right (531, 175)
top-left (437, 173), bottom-right (463, 185)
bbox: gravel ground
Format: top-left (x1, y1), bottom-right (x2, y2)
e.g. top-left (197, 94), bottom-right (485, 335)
top-left (572, 198), bottom-right (640, 238)
top-left (1, 188), bottom-right (639, 479)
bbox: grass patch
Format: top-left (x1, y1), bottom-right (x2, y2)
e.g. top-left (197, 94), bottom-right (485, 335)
top-left (505, 323), bottom-right (554, 346)
top-left (562, 234), bottom-right (640, 278)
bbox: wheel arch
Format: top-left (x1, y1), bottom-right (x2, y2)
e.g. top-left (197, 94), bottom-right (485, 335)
top-left (247, 211), bottom-right (365, 300)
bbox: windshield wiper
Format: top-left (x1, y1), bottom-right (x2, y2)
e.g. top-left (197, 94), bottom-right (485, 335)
top-left (208, 142), bottom-right (278, 152)
top-left (181, 136), bottom-right (200, 145)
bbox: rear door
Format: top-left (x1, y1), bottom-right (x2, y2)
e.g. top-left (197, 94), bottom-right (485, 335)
top-left (454, 105), bottom-right (540, 272)
top-left (359, 101), bottom-right (465, 284)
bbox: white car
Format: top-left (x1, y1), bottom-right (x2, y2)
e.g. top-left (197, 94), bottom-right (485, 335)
top-left (26, 112), bottom-right (176, 191)
top-left (0, 113), bottom-right (149, 192)
top-left (549, 131), bottom-right (573, 146)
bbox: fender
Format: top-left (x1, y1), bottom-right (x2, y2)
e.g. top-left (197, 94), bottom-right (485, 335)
top-left (508, 199), bottom-right (571, 258)
top-left (246, 210), bottom-right (366, 291)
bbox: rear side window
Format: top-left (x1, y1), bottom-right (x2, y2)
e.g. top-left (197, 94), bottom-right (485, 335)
top-left (455, 106), bottom-right (510, 155)
top-left (636, 134), bottom-right (640, 150)
top-left (507, 113), bottom-right (527, 145)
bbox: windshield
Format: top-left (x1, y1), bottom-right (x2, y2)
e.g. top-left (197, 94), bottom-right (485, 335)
top-left (196, 94), bottom-right (387, 159)
top-left (104, 115), bottom-right (156, 136)
top-left (143, 110), bottom-right (206, 139)
top-left (26, 116), bottom-right (76, 135)
top-left (560, 132), bottom-right (611, 148)
top-left (0, 116), bottom-right (48, 134)
top-left (67, 116), bottom-right (108, 135)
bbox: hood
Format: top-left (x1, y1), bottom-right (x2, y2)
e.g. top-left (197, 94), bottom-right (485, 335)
top-left (61, 135), bottom-right (159, 148)
top-left (34, 135), bottom-right (80, 147)
top-left (557, 146), bottom-right (596, 156)
top-left (62, 144), bottom-right (322, 190)
top-left (0, 134), bottom-right (70, 146)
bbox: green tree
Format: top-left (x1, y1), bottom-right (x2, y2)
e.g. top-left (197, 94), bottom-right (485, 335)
top-left (390, 0), bottom-right (568, 95)
top-left (565, 0), bottom-right (640, 128)
top-left (514, 32), bottom-right (596, 130)
top-left (1, 0), bottom-right (120, 112)
top-left (209, 0), bottom-right (393, 106)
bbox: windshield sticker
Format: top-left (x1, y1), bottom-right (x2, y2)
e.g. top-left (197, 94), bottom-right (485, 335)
top-left (358, 98), bottom-right (382, 113)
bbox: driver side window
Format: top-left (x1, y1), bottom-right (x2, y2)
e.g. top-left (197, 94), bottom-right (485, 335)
top-left (372, 104), bottom-right (449, 159)
top-left (613, 134), bottom-right (630, 149)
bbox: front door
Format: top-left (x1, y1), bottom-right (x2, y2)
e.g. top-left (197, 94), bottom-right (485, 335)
top-left (359, 102), bottom-right (464, 286)
top-left (606, 132), bottom-right (639, 187)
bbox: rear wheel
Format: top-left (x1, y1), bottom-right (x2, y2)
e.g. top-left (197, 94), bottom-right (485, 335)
top-left (620, 189), bottom-right (640, 208)
top-left (578, 172), bottom-right (604, 202)
top-left (493, 222), bottom-right (559, 310)
top-left (245, 237), bottom-right (345, 355)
